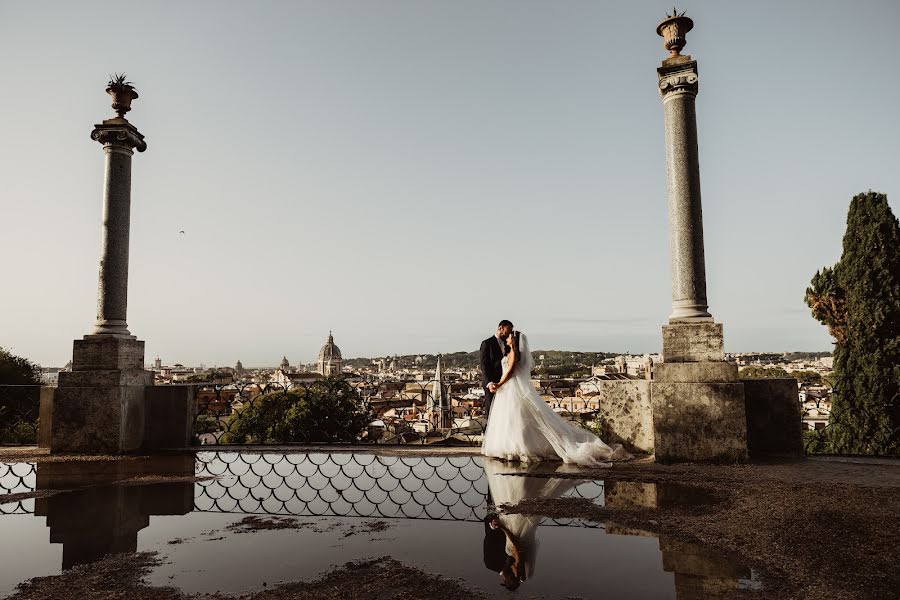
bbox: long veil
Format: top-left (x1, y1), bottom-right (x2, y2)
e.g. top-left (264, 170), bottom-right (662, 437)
top-left (517, 332), bottom-right (535, 375)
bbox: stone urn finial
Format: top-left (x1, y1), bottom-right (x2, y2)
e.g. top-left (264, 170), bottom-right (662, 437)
top-left (656, 8), bottom-right (694, 57)
top-left (105, 73), bottom-right (139, 119)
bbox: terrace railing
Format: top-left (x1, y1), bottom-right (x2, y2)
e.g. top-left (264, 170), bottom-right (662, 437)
top-left (0, 453), bottom-right (604, 527)
top-left (192, 378), bottom-right (609, 447)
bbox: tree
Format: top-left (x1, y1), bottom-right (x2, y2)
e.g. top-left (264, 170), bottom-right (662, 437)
top-left (221, 377), bottom-right (371, 443)
top-left (789, 370), bottom-right (824, 386)
top-left (804, 267), bottom-right (847, 345)
top-left (806, 192), bottom-right (900, 455)
top-left (738, 366), bottom-right (790, 379)
top-left (0, 347), bottom-right (41, 385)
top-left (0, 347), bottom-right (42, 444)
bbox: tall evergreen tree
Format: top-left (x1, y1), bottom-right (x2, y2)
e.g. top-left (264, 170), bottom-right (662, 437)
top-left (806, 192), bottom-right (900, 454)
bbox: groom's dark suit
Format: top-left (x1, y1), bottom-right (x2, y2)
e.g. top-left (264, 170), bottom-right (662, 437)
top-left (480, 335), bottom-right (506, 416)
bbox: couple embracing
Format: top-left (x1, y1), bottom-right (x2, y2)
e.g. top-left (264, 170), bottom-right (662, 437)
top-left (478, 320), bottom-right (630, 467)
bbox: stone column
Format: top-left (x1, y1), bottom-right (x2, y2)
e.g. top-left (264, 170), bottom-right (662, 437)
top-left (90, 122), bottom-right (146, 336)
top-left (42, 79), bottom-right (155, 454)
top-left (649, 13), bottom-right (748, 463)
top-left (659, 57), bottom-right (711, 323)
top-left (655, 13), bottom-right (724, 364)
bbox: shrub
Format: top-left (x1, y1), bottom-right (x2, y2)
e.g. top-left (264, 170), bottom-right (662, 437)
top-left (221, 378), bottom-right (371, 444)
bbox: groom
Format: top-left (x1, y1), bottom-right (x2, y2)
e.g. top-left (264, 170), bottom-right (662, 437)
top-left (480, 320), bottom-right (513, 417)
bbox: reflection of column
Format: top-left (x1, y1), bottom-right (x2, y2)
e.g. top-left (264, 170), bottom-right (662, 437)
top-left (603, 481), bottom-right (753, 598)
top-left (659, 538), bottom-right (751, 599)
top-left (33, 455), bottom-right (194, 569)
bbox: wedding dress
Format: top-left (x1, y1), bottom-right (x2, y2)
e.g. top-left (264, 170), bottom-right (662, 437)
top-left (483, 459), bottom-right (580, 580)
top-left (481, 333), bottom-right (630, 467)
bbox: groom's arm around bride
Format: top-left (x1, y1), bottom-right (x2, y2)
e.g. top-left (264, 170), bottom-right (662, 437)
top-left (480, 320), bottom-right (513, 417)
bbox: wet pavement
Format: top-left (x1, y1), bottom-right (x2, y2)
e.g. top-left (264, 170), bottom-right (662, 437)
top-left (0, 452), bottom-right (757, 599)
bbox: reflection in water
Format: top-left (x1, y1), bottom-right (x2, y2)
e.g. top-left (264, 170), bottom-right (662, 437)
top-left (482, 460), bottom-right (579, 589)
top-left (481, 462), bottom-right (753, 597)
top-left (0, 452), bottom-right (757, 598)
top-left (33, 455), bottom-right (194, 569)
top-left (191, 452), bottom-right (604, 525)
top-left (603, 481), bottom-right (755, 599)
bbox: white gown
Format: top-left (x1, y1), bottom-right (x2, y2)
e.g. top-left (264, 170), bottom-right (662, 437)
top-left (481, 334), bottom-right (630, 467)
top-left (483, 459), bottom-right (580, 580)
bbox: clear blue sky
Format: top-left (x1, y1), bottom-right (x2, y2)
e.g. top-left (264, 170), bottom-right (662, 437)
top-left (1, 1), bottom-right (898, 367)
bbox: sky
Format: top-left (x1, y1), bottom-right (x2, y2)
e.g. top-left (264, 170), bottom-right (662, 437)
top-left (1, 1), bottom-right (898, 367)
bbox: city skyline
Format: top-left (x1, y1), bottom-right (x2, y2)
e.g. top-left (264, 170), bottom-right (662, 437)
top-left (2, 1), bottom-right (898, 366)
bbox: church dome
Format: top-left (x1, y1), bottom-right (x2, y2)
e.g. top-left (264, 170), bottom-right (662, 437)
top-left (318, 332), bottom-right (342, 361)
top-left (280, 356), bottom-right (290, 369)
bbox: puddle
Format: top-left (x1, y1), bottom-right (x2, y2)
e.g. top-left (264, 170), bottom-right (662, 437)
top-left (0, 452), bottom-right (758, 599)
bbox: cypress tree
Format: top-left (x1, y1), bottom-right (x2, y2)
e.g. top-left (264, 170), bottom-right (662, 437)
top-left (807, 192), bottom-right (900, 454)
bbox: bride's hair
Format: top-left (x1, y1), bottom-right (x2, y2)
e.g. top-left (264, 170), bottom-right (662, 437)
top-left (505, 331), bottom-right (521, 361)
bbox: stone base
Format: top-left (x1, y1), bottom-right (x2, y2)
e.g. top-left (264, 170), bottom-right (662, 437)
top-left (651, 380), bottom-right (749, 463)
top-left (42, 335), bottom-right (154, 454)
top-left (742, 378), bottom-right (804, 457)
top-left (662, 323), bottom-right (725, 363)
top-left (48, 376), bottom-right (152, 454)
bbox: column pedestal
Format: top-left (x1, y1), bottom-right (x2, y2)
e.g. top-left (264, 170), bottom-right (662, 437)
top-left (47, 336), bottom-right (153, 454)
top-left (653, 324), bottom-right (747, 463)
top-left (650, 18), bottom-right (749, 463)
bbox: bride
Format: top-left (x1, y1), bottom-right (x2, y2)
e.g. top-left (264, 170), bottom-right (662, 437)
top-left (481, 331), bottom-right (630, 466)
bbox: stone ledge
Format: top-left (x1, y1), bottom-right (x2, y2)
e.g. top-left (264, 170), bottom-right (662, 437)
top-left (654, 361), bottom-right (738, 383)
top-left (59, 369), bottom-right (153, 388)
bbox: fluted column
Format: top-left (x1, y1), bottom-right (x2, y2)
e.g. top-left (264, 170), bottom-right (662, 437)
top-left (657, 14), bottom-right (713, 324)
top-left (90, 122), bottom-right (146, 336)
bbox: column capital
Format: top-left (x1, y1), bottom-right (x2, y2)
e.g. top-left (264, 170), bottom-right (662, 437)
top-left (657, 58), bottom-right (698, 102)
top-left (91, 119), bottom-right (147, 153)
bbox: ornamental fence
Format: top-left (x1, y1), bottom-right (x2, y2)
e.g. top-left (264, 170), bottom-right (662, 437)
top-left (193, 452), bottom-right (603, 526)
top-left (0, 453), bottom-right (604, 528)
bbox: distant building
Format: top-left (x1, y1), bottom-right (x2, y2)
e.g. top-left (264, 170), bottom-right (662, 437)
top-left (280, 356), bottom-right (290, 371)
top-left (317, 331), bottom-right (343, 377)
top-left (271, 369), bottom-right (324, 387)
top-left (41, 368), bottom-right (61, 386)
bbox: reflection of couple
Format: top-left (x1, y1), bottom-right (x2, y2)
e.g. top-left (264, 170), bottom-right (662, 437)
top-left (479, 320), bottom-right (630, 467)
top-left (481, 460), bottom-right (578, 591)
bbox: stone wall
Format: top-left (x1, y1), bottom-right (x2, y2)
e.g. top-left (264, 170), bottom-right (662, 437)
top-left (591, 380), bottom-right (654, 453)
top-left (741, 378), bottom-right (804, 457)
